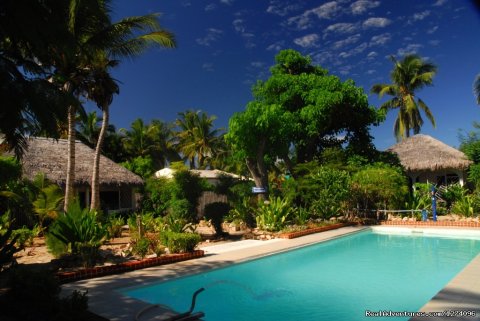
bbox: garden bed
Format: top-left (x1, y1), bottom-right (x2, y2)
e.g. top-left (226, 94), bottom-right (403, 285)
top-left (56, 250), bottom-right (204, 283)
top-left (278, 222), bottom-right (357, 239)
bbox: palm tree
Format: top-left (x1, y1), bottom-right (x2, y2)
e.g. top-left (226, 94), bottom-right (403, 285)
top-left (52, 1), bottom-right (175, 210)
top-left (371, 54), bottom-right (437, 141)
top-left (474, 74), bottom-right (480, 105)
top-left (175, 110), bottom-right (223, 169)
top-left (0, 0), bottom-right (71, 157)
top-left (121, 118), bottom-right (158, 158)
top-left (77, 111), bottom-right (102, 148)
top-left (149, 119), bottom-right (181, 169)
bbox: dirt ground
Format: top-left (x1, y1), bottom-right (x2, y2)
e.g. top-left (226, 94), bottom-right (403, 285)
top-left (13, 226), bottom-right (246, 267)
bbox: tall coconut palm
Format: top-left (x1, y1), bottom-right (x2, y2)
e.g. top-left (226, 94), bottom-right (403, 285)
top-left (175, 110), bottom-right (223, 169)
top-left (474, 74), bottom-right (480, 105)
top-left (87, 17), bottom-right (175, 210)
top-left (55, 1), bottom-right (175, 210)
top-left (371, 54), bottom-right (437, 141)
top-left (77, 111), bottom-right (102, 148)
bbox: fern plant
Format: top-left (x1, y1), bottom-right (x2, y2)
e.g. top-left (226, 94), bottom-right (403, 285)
top-left (255, 196), bottom-right (292, 232)
top-left (452, 195), bottom-right (475, 217)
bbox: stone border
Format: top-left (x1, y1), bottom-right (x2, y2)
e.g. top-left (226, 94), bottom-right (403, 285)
top-left (56, 250), bottom-right (205, 284)
top-left (278, 222), bottom-right (356, 239)
top-left (381, 221), bottom-right (480, 228)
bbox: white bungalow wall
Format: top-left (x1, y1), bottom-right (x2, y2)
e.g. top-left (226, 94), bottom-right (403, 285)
top-left (407, 169), bottom-right (467, 187)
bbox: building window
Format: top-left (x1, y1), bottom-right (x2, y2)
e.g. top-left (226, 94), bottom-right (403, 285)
top-left (436, 173), bottom-right (459, 186)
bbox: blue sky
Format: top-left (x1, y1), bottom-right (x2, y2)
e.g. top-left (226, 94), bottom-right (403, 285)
top-left (100, 0), bottom-right (480, 150)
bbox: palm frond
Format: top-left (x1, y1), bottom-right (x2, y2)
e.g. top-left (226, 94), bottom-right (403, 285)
top-left (417, 98), bottom-right (436, 128)
top-left (474, 74), bottom-right (480, 105)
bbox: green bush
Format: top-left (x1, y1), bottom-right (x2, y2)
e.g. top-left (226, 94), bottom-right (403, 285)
top-left (46, 203), bottom-right (107, 267)
top-left (11, 226), bottom-right (36, 249)
top-left (131, 237), bottom-right (150, 259)
top-left (204, 202), bottom-right (231, 236)
top-left (405, 183), bottom-right (432, 211)
top-left (255, 196), bottom-right (292, 232)
top-left (106, 215), bottom-right (124, 239)
top-left (0, 224), bottom-right (19, 271)
top-left (306, 167), bottom-right (350, 219)
top-left (439, 183), bottom-right (466, 211)
top-left (293, 206), bottom-right (310, 225)
top-left (0, 266), bottom-right (88, 321)
top-left (226, 197), bottom-right (256, 228)
top-left (350, 163), bottom-right (408, 210)
top-left (452, 195), bottom-right (475, 217)
top-left (160, 231), bottom-right (201, 253)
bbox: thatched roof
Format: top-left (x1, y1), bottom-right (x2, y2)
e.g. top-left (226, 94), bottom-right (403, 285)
top-left (387, 134), bottom-right (472, 172)
top-left (21, 137), bottom-right (143, 186)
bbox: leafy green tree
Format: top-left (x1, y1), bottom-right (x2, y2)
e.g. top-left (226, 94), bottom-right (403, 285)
top-left (226, 49), bottom-right (380, 193)
top-left (371, 54), bottom-right (437, 141)
top-left (122, 156), bottom-right (156, 179)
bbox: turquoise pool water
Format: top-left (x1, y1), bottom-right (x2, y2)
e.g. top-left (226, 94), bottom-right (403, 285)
top-left (121, 230), bottom-right (480, 321)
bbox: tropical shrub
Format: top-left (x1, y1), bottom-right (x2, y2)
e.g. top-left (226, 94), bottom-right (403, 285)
top-left (106, 215), bottom-right (124, 239)
top-left (170, 170), bottom-right (206, 222)
top-left (226, 197), bottom-right (256, 228)
top-left (160, 231), bottom-right (201, 253)
top-left (204, 202), bottom-right (231, 236)
top-left (439, 183), bottom-right (466, 211)
top-left (31, 173), bottom-right (64, 232)
top-left (0, 223), bottom-right (19, 271)
top-left (131, 237), bottom-right (150, 259)
top-left (350, 163), bottom-right (408, 210)
top-left (452, 195), bottom-right (475, 217)
top-left (293, 206), bottom-right (310, 226)
top-left (405, 183), bottom-right (432, 211)
top-left (306, 167), bottom-right (350, 219)
top-left (255, 196), bottom-right (292, 232)
top-left (11, 226), bottom-right (36, 249)
top-left (46, 203), bottom-right (107, 267)
top-left (468, 164), bottom-right (480, 190)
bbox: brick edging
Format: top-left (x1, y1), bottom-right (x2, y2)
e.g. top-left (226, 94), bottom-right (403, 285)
top-left (56, 250), bottom-right (204, 283)
top-left (380, 221), bottom-right (480, 228)
top-left (278, 222), bottom-right (356, 239)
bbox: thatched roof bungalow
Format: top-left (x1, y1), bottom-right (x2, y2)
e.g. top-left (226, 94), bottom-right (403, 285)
top-left (21, 137), bottom-right (143, 211)
top-left (387, 134), bottom-right (472, 186)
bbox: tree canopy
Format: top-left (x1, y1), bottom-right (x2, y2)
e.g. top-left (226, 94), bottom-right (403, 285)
top-left (226, 49), bottom-right (381, 190)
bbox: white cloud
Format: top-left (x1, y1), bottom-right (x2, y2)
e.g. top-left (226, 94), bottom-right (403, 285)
top-left (411, 10), bottom-right (431, 22)
top-left (267, 41), bottom-right (285, 51)
top-left (429, 40), bottom-right (440, 46)
top-left (397, 43), bottom-right (423, 56)
top-left (196, 28), bottom-right (223, 46)
top-left (288, 1), bottom-right (342, 30)
top-left (324, 23), bottom-right (357, 36)
top-left (294, 33), bottom-right (320, 48)
top-left (367, 51), bottom-right (378, 59)
top-left (202, 63), bottom-right (214, 71)
top-left (350, 0), bottom-right (380, 15)
top-left (363, 17), bottom-right (391, 28)
top-left (332, 34), bottom-right (361, 49)
top-left (205, 3), bottom-right (217, 11)
top-left (242, 33), bottom-right (256, 49)
top-left (370, 33), bottom-right (391, 46)
top-left (310, 1), bottom-right (342, 19)
top-left (266, 2), bottom-right (301, 16)
top-left (220, 0), bottom-right (234, 5)
top-left (233, 19), bottom-right (245, 33)
top-left (427, 26), bottom-right (439, 34)
top-left (433, 0), bottom-right (447, 6)
top-left (366, 69), bottom-right (376, 75)
top-left (250, 61), bottom-right (265, 68)
top-left (339, 42), bottom-right (368, 58)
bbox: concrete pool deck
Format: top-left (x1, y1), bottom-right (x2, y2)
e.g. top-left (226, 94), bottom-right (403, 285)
top-left (62, 226), bottom-right (480, 321)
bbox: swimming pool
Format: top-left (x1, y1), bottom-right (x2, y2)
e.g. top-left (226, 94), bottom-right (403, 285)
top-left (121, 229), bottom-right (480, 321)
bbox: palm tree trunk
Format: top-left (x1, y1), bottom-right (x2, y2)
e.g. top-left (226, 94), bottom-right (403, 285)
top-left (90, 105), bottom-right (109, 210)
top-left (64, 82), bottom-right (75, 211)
